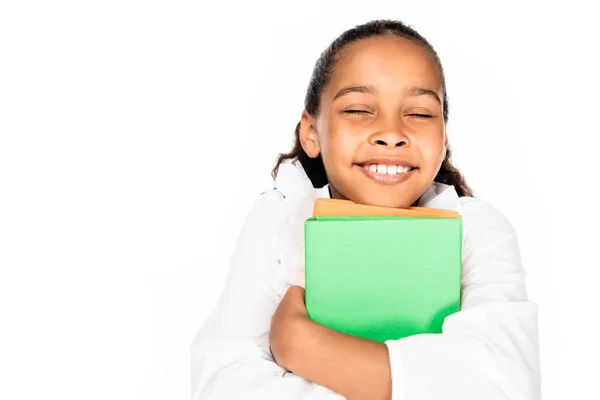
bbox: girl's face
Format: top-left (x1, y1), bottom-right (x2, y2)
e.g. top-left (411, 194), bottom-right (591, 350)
top-left (301, 35), bottom-right (447, 208)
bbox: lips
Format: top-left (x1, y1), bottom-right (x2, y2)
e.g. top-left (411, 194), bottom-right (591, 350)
top-left (355, 159), bottom-right (418, 184)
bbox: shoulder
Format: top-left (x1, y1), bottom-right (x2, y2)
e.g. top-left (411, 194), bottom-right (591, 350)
top-left (457, 197), bottom-right (528, 305)
top-left (240, 189), bottom-right (285, 231)
top-left (229, 189), bottom-right (286, 272)
top-left (460, 196), bottom-right (516, 236)
top-left (459, 196), bottom-right (518, 256)
top-left (254, 188), bottom-right (285, 213)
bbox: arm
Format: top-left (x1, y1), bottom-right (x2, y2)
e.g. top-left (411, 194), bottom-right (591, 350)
top-left (190, 191), bottom-right (342, 400)
top-left (271, 286), bottom-right (392, 400)
top-left (383, 199), bottom-right (540, 399)
top-left (274, 198), bottom-right (540, 400)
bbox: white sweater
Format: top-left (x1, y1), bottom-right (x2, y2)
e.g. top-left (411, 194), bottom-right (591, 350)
top-left (191, 161), bottom-right (541, 400)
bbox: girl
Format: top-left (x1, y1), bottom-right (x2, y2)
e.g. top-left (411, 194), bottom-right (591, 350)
top-left (191, 19), bottom-right (540, 400)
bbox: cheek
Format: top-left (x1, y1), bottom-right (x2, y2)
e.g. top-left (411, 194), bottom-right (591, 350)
top-left (321, 121), bottom-right (357, 162)
top-left (421, 135), bottom-right (446, 170)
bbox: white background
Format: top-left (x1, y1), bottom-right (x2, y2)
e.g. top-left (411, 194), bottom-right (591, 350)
top-left (1, 1), bottom-right (598, 399)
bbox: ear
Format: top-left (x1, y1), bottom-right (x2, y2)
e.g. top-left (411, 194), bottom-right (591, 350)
top-left (443, 123), bottom-right (449, 147)
top-left (441, 129), bottom-right (449, 161)
top-left (299, 110), bottom-right (321, 158)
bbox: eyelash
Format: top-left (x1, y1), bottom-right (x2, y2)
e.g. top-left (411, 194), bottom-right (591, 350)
top-left (344, 110), bottom-right (433, 119)
top-left (408, 114), bottom-right (434, 119)
top-left (344, 110), bottom-right (370, 114)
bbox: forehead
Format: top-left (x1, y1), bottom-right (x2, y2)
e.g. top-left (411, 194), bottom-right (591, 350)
top-left (327, 35), bottom-right (442, 95)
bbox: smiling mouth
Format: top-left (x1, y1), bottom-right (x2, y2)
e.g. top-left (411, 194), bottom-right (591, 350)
top-left (355, 162), bottom-right (418, 184)
top-left (357, 163), bottom-right (417, 175)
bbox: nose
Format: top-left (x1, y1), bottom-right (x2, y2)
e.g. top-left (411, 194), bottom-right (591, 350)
top-left (368, 128), bottom-right (410, 148)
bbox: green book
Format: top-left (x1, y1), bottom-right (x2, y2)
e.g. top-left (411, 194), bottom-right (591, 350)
top-left (304, 216), bottom-right (462, 343)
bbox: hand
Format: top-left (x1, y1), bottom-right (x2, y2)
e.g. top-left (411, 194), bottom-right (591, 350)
top-left (270, 286), bottom-right (392, 399)
top-left (269, 285), bottom-right (309, 370)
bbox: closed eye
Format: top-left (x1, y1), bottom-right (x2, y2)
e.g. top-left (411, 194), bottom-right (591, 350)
top-left (407, 113), bottom-right (434, 118)
top-left (344, 110), bottom-right (371, 114)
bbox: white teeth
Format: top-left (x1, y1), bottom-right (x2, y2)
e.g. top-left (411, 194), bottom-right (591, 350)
top-left (365, 164), bottom-right (413, 174)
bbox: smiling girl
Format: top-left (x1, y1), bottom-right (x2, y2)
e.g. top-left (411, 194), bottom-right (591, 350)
top-left (191, 19), bottom-right (540, 400)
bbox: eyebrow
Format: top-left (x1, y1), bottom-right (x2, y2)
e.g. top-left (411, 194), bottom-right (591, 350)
top-left (405, 86), bottom-right (442, 104)
top-left (332, 85), bottom-right (376, 101)
top-left (332, 84), bottom-right (442, 104)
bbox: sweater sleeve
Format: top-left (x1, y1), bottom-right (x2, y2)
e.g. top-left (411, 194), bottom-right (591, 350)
top-left (385, 198), bottom-right (541, 400)
top-left (190, 191), bottom-right (343, 400)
